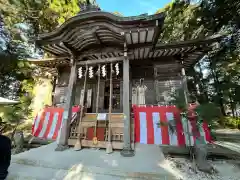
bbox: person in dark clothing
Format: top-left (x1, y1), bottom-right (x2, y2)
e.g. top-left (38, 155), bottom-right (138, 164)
top-left (0, 134), bottom-right (11, 179)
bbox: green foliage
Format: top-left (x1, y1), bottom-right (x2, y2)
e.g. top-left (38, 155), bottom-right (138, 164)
top-left (0, 13), bottom-right (34, 125)
top-left (1, 62), bottom-right (34, 124)
top-left (1, 0), bottom-right (50, 33)
top-left (0, 0), bottom-right (86, 129)
top-left (170, 88), bottom-right (221, 125)
top-left (170, 88), bottom-right (187, 111)
top-left (155, 0), bottom-right (240, 117)
top-left (222, 117), bottom-right (240, 129)
top-left (1, 0), bottom-right (81, 126)
top-left (158, 1), bottom-right (208, 43)
top-left (1, 0), bottom-right (84, 35)
top-left (195, 103), bottom-right (222, 123)
top-left (49, 0), bottom-right (80, 25)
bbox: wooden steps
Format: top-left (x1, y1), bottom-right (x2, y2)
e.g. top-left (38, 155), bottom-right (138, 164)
top-left (68, 113), bottom-right (134, 150)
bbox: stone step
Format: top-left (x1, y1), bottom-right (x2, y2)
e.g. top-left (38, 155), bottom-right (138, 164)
top-left (8, 158), bottom-right (177, 180)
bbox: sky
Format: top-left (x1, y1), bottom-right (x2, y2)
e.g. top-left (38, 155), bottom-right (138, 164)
top-left (97, 0), bottom-right (172, 16)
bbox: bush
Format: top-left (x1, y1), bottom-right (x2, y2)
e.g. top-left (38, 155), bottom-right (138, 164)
top-left (223, 117), bottom-right (240, 129)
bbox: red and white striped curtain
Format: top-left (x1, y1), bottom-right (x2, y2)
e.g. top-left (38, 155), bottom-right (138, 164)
top-left (32, 106), bottom-right (80, 140)
top-left (133, 105), bottom-right (212, 146)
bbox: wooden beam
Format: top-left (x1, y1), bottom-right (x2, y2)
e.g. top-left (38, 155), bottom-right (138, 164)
top-left (138, 30), bottom-right (140, 59)
top-left (128, 35), bottom-right (222, 50)
top-left (41, 46), bottom-right (63, 56)
top-left (77, 56), bottom-right (124, 65)
top-left (27, 57), bottom-right (69, 62)
top-left (80, 51), bottom-right (131, 59)
top-left (79, 47), bottom-right (121, 55)
top-left (150, 20), bottom-right (162, 52)
top-left (62, 42), bottom-right (78, 55)
top-left (94, 32), bottom-right (101, 44)
top-left (93, 30), bottom-right (102, 45)
top-left (29, 56), bottom-right (174, 64)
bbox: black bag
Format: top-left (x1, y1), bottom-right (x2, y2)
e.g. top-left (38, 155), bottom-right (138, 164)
top-left (0, 135), bottom-right (11, 180)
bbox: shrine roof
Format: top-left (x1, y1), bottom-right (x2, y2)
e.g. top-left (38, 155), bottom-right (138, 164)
top-left (33, 6), bottom-right (223, 72)
top-left (36, 10), bottom-right (165, 56)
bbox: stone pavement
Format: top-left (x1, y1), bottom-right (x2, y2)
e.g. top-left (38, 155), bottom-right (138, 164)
top-left (214, 141), bottom-right (240, 155)
top-left (213, 129), bottom-right (240, 156)
top-left (7, 143), bottom-right (177, 180)
top-left (214, 129), bottom-right (240, 135)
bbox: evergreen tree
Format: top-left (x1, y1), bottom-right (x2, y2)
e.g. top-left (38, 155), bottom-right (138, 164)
top-left (155, 0), bottom-right (240, 117)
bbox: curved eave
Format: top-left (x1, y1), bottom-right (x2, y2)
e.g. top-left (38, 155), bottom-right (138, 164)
top-left (36, 11), bottom-right (165, 45)
top-left (31, 35), bottom-right (223, 71)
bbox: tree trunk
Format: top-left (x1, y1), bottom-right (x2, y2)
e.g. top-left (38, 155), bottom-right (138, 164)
top-left (10, 121), bottom-right (21, 143)
top-left (192, 121), bottom-right (213, 173)
top-left (197, 63), bottom-right (209, 102)
top-left (12, 131), bottom-right (24, 154)
top-left (229, 94), bottom-right (236, 118)
top-left (210, 64), bottom-right (226, 116)
top-left (194, 138), bottom-right (213, 173)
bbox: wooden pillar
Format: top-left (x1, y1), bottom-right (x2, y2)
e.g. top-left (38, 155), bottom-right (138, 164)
top-left (55, 57), bottom-right (77, 151)
top-left (181, 61), bottom-right (192, 148)
top-left (120, 43), bottom-right (134, 157)
top-left (181, 62), bottom-right (189, 105)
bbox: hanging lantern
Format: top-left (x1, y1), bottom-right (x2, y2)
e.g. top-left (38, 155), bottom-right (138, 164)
top-left (101, 65), bottom-right (106, 77)
top-left (115, 63), bottom-right (119, 75)
top-left (89, 66), bottom-right (94, 78)
top-left (78, 67), bottom-right (83, 79)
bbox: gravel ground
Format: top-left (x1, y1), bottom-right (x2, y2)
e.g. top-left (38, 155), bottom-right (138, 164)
top-left (159, 157), bottom-right (240, 180)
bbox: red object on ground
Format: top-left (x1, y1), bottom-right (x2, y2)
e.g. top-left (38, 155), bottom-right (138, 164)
top-left (86, 127), bottom-right (105, 141)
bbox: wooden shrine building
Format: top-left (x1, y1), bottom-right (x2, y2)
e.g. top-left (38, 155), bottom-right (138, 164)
top-left (32, 2), bottom-right (222, 156)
